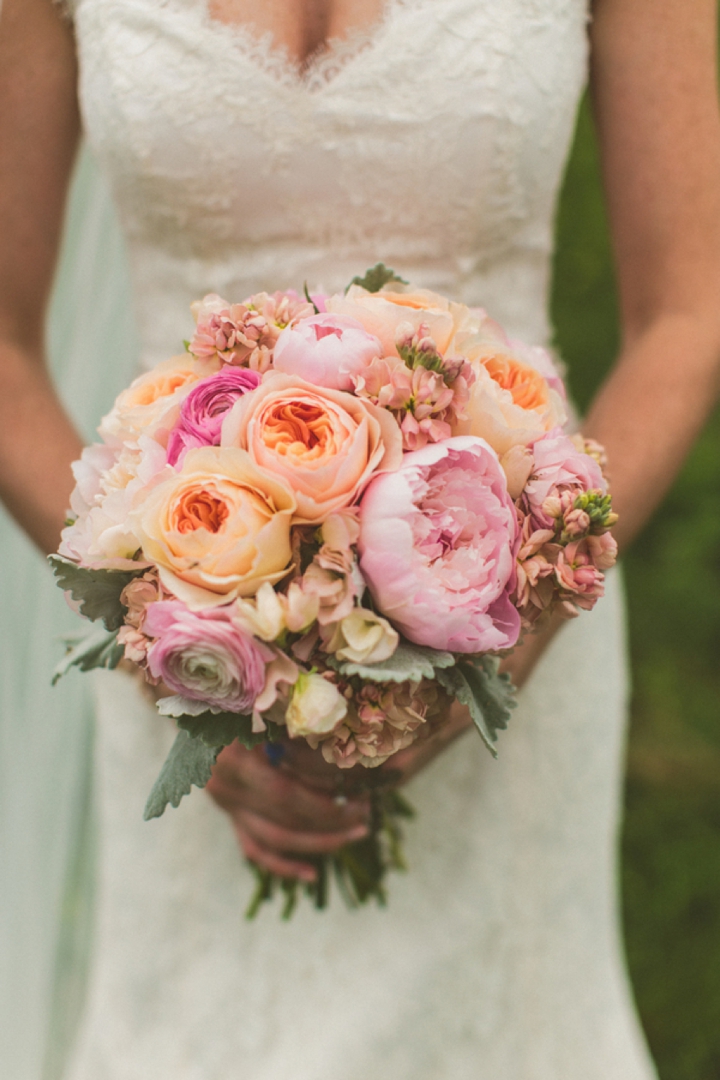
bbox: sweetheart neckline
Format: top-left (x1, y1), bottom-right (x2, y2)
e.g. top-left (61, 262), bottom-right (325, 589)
top-left (199, 0), bottom-right (404, 95)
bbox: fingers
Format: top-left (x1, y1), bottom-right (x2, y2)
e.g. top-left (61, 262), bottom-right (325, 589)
top-left (233, 824), bottom-right (319, 883)
top-left (233, 807), bottom-right (368, 855)
top-left (209, 742), bottom-right (370, 832)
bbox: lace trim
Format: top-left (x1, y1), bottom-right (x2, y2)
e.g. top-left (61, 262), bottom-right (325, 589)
top-left (200, 0), bottom-right (406, 93)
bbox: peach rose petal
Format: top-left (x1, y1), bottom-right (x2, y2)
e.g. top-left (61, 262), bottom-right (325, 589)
top-left (130, 446), bottom-right (296, 610)
top-left (221, 372), bottom-right (402, 525)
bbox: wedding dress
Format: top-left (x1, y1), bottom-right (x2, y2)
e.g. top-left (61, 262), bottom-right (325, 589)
top-left (1, 0), bottom-right (658, 1076)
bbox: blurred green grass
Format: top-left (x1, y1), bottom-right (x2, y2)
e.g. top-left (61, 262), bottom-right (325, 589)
top-left (552, 97), bottom-right (720, 1079)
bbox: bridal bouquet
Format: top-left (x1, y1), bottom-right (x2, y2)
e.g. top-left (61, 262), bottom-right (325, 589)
top-left (51, 265), bottom-right (617, 915)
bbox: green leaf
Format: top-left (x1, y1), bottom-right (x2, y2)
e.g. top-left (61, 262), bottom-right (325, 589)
top-left (52, 626), bottom-right (125, 685)
top-left (346, 263), bottom-right (408, 294)
top-left (436, 656), bottom-right (516, 756)
top-left (175, 710), bottom-right (283, 750)
top-left (303, 281), bottom-right (320, 314)
top-left (332, 642), bottom-right (455, 684)
top-left (48, 555), bottom-right (145, 631)
top-left (143, 729), bottom-right (221, 820)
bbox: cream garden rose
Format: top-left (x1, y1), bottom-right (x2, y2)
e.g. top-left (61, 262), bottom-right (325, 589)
top-left (452, 331), bottom-right (566, 456)
top-left (99, 355), bottom-right (214, 446)
top-left (328, 284), bottom-right (457, 356)
top-left (130, 446), bottom-right (296, 608)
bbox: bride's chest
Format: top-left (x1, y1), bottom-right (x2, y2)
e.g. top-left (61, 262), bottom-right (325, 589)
top-left (71, 0), bottom-right (589, 252)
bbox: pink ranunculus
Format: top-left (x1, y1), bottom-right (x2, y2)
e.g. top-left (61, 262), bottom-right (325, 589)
top-left (167, 369), bottom-right (261, 466)
top-left (358, 436), bottom-right (521, 653)
top-left (524, 429), bottom-right (606, 528)
top-left (144, 600), bottom-right (273, 714)
top-left (272, 313), bottom-right (382, 391)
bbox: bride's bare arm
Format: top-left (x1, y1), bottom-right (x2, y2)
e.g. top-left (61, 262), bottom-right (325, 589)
top-left (0, 0), bottom-right (366, 870)
top-left (583, 0), bottom-right (720, 546)
top-left (0, 0), bottom-right (83, 554)
top-left (216, 0), bottom-right (720, 874)
top-left (377, 0), bottom-right (720, 767)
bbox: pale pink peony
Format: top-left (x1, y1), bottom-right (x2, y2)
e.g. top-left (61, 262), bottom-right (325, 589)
top-left (221, 372), bottom-right (403, 525)
top-left (272, 313), bottom-right (381, 391)
top-left (358, 436), bottom-right (521, 652)
top-left (144, 600), bottom-right (274, 714)
top-left (167, 368), bottom-right (261, 466)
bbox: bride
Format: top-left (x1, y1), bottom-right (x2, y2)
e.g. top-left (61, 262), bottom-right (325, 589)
top-left (1, 1), bottom-right (719, 1077)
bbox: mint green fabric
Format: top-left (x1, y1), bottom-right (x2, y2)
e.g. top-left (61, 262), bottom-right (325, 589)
top-left (0, 145), bottom-right (138, 1080)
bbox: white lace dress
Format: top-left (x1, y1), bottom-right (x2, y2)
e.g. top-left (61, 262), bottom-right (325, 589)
top-left (56, 0), bottom-right (656, 1075)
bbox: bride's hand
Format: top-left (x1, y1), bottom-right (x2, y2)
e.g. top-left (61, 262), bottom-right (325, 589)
top-left (205, 742), bottom-right (370, 882)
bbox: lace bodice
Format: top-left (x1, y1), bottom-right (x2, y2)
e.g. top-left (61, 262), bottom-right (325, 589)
top-left (68, 0), bottom-right (589, 368)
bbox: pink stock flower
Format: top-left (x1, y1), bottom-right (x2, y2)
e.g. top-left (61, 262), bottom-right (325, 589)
top-left (189, 292), bottom-right (314, 371)
top-left (554, 540), bottom-right (607, 610)
top-left (144, 600), bottom-right (273, 713)
top-left (359, 437), bottom-right (521, 653)
top-left (523, 429), bottom-right (606, 529)
top-left (353, 328), bottom-right (474, 452)
top-left (120, 572), bottom-right (163, 629)
top-left (272, 313), bottom-right (382, 391)
top-left (166, 368), bottom-right (261, 466)
top-left (318, 681), bottom-right (435, 769)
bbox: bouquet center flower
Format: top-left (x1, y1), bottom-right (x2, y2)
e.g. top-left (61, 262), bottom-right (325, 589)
top-left (265, 402), bottom-right (334, 458)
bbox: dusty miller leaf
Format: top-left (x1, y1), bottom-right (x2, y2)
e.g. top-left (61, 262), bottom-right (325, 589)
top-left (436, 656), bottom-right (516, 757)
top-left (48, 555), bottom-right (145, 631)
top-left (143, 729), bottom-right (221, 820)
top-left (175, 711), bottom-right (282, 750)
top-left (346, 263), bottom-right (408, 294)
top-left (52, 625), bottom-right (125, 685)
top-left (460, 655), bottom-right (516, 741)
top-left (333, 643), bottom-right (455, 684)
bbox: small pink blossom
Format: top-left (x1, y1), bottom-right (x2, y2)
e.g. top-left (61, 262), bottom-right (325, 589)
top-left (120, 571), bottom-right (164, 629)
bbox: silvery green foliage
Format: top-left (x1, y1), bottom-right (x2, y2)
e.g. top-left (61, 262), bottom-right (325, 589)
top-left (436, 656), bottom-right (516, 756)
top-left (48, 555), bottom-right (144, 631)
top-left (52, 625), bottom-right (125, 685)
top-left (143, 729), bottom-right (221, 820)
top-left (332, 643), bottom-right (455, 684)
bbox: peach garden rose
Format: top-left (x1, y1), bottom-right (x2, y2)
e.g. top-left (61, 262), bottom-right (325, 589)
top-left (130, 445), bottom-right (296, 608)
top-left (221, 372), bottom-right (403, 524)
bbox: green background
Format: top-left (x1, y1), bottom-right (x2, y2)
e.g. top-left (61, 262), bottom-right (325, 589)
top-left (552, 98), bottom-right (720, 1078)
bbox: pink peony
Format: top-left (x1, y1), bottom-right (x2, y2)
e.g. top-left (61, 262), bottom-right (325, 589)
top-left (167, 368), bottom-right (261, 466)
top-left (358, 436), bottom-right (521, 653)
top-left (144, 600), bottom-right (273, 713)
top-left (272, 314), bottom-right (381, 391)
